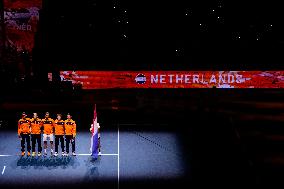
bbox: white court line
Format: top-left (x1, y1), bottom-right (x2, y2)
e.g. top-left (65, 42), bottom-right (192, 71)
top-left (118, 124), bottom-right (120, 189)
top-left (0, 155), bottom-right (11, 157)
top-left (77, 153), bottom-right (118, 156)
top-left (2, 166), bottom-right (6, 175)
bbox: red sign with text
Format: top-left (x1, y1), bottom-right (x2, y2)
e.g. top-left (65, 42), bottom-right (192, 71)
top-left (4, 0), bottom-right (42, 53)
top-left (59, 71), bottom-right (284, 89)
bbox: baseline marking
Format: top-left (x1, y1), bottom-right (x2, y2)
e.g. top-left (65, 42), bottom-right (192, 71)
top-left (77, 153), bottom-right (118, 156)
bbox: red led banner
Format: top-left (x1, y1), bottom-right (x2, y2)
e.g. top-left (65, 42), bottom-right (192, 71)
top-left (4, 0), bottom-right (42, 9)
top-left (60, 71), bottom-right (284, 89)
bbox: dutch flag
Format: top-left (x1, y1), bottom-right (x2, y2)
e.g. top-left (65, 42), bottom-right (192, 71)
top-left (91, 105), bottom-right (99, 159)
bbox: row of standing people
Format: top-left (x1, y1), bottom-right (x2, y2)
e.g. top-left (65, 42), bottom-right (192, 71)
top-left (18, 112), bottom-right (76, 157)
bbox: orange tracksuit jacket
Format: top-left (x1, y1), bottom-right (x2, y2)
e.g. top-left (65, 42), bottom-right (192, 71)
top-left (18, 118), bottom-right (31, 135)
top-left (54, 119), bottom-right (65, 135)
top-left (42, 118), bottom-right (55, 134)
top-left (65, 119), bottom-right (76, 137)
top-left (30, 118), bottom-right (42, 134)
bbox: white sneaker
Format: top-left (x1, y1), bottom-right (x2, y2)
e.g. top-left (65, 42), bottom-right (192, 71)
top-left (72, 152), bottom-right (76, 156)
top-left (62, 152), bottom-right (65, 156)
top-left (65, 153), bottom-right (69, 157)
top-left (44, 151), bottom-right (47, 156)
top-left (98, 152), bottom-right (102, 156)
top-left (38, 152), bottom-right (41, 157)
top-left (54, 152), bottom-right (58, 157)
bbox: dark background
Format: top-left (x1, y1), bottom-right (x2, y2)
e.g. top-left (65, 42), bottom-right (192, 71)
top-left (2, 0), bottom-right (284, 85)
top-left (1, 0), bottom-right (284, 188)
top-left (35, 0), bottom-right (284, 71)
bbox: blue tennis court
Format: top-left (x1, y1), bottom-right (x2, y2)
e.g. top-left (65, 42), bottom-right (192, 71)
top-left (0, 125), bottom-right (186, 189)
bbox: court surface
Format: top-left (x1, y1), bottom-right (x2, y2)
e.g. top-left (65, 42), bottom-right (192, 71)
top-left (0, 125), bottom-right (186, 188)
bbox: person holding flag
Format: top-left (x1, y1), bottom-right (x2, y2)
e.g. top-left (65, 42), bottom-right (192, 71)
top-left (90, 105), bottom-right (100, 160)
top-left (90, 123), bottom-right (101, 155)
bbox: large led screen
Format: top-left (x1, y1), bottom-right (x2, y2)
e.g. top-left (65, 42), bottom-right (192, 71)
top-left (60, 71), bottom-right (284, 89)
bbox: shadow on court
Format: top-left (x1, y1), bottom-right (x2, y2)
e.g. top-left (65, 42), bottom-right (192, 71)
top-left (16, 156), bottom-right (81, 168)
top-left (84, 157), bottom-right (102, 182)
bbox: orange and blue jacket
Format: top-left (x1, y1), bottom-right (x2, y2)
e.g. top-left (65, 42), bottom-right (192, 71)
top-left (30, 118), bottom-right (42, 134)
top-left (54, 119), bottom-right (65, 135)
top-left (18, 118), bottom-right (31, 135)
top-left (42, 118), bottom-right (55, 134)
top-left (65, 119), bottom-right (76, 136)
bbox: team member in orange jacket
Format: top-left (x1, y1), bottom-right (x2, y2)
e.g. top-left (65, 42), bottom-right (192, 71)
top-left (65, 113), bottom-right (76, 156)
top-left (30, 113), bottom-right (42, 157)
top-left (54, 114), bottom-right (65, 157)
top-left (42, 112), bottom-right (55, 156)
top-left (18, 112), bottom-right (31, 156)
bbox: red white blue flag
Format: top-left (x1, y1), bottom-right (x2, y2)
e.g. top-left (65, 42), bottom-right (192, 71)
top-left (91, 105), bottom-right (99, 159)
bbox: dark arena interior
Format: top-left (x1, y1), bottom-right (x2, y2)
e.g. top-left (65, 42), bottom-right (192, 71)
top-left (1, 1), bottom-right (284, 189)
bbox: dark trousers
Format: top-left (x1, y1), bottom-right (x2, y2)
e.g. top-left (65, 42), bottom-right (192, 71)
top-left (55, 135), bottom-right (65, 153)
top-left (65, 135), bottom-right (75, 153)
top-left (98, 137), bottom-right (101, 152)
top-left (21, 134), bottom-right (31, 152)
top-left (31, 134), bottom-right (42, 152)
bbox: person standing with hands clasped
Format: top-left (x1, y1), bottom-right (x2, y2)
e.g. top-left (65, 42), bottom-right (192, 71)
top-left (54, 114), bottom-right (66, 157)
top-left (65, 113), bottom-right (76, 156)
top-left (30, 113), bottom-right (42, 157)
top-left (42, 112), bottom-right (55, 156)
top-left (18, 112), bottom-right (31, 156)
